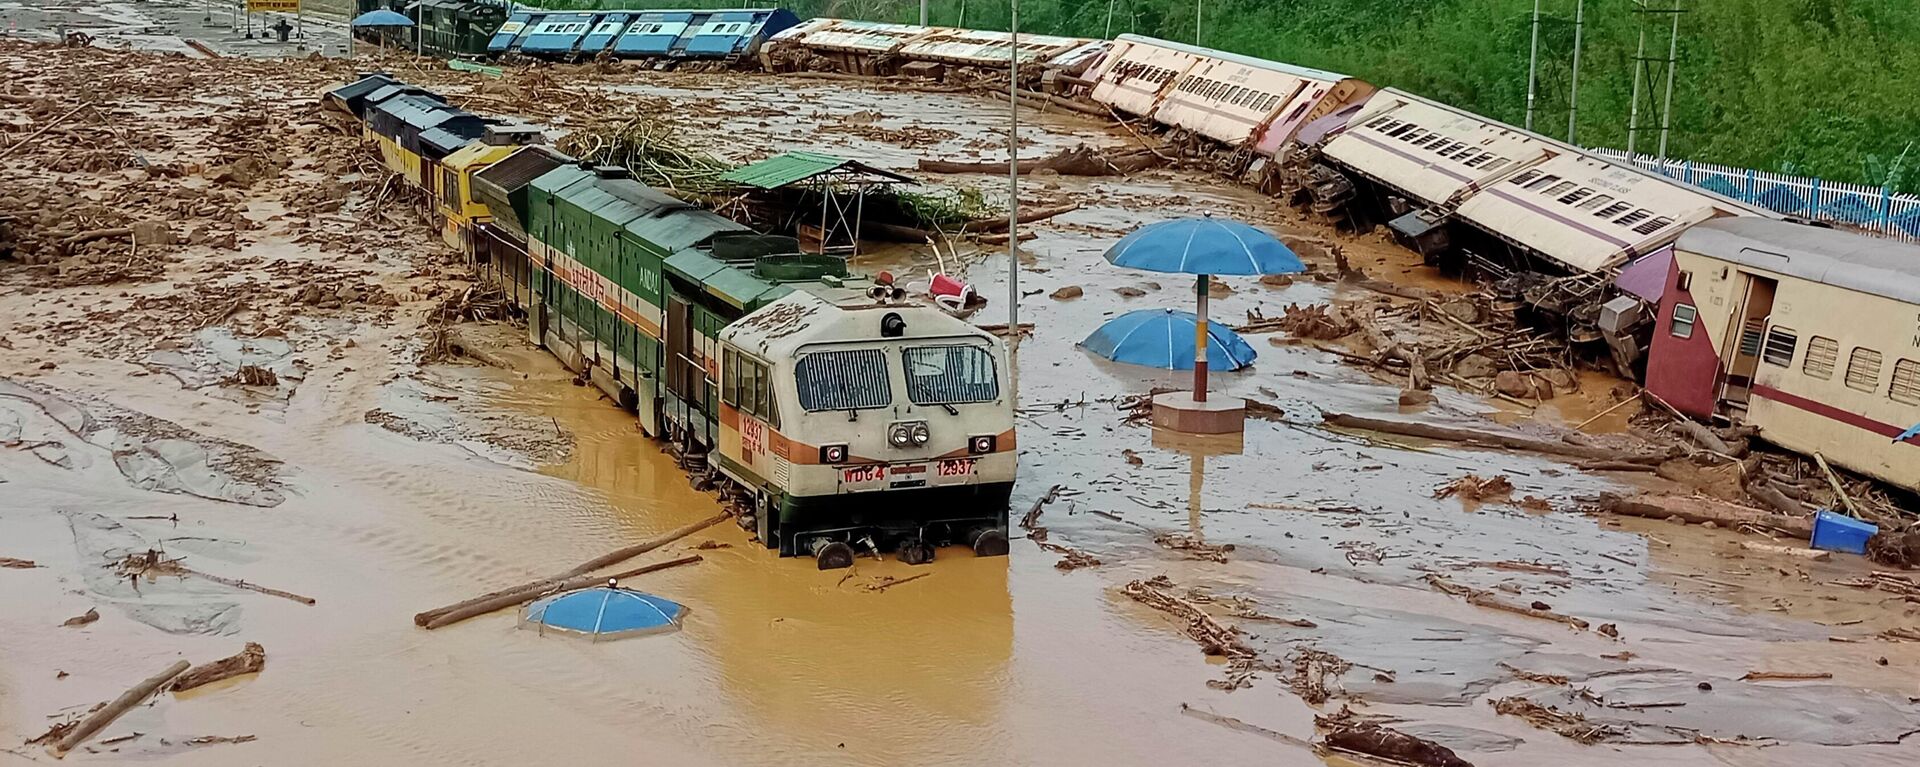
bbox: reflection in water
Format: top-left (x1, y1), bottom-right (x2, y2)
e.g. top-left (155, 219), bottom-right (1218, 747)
top-left (1151, 429), bottom-right (1245, 542)
top-left (525, 378), bottom-right (1014, 763)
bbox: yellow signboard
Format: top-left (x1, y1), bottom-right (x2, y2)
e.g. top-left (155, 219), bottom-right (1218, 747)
top-left (246, 0), bottom-right (300, 12)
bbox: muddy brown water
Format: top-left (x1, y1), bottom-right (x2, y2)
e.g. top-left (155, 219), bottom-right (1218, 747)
top-left (3, 58), bottom-right (1918, 766)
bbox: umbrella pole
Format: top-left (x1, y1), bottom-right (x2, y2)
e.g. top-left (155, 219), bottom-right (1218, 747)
top-left (1193, 274), bottom-right (1209, 402)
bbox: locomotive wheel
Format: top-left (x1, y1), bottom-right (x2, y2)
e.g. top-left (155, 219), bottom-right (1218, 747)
top-left (897, 540), bottom-right (935, 566)
top-left (969, 528), bottom-right (1010, 557)
top-left (813, 541), bottom-right (855, 570)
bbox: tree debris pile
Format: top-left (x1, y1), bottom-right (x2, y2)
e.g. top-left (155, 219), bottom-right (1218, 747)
top-left (1432, 474), bottom-right (1514, 501)
top-left (1122, 576), bottom-right (1255, 659)
top-left (1489, 696), bottom-right (1627, 744)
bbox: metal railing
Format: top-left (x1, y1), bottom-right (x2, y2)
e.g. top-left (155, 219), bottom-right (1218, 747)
top-left (1589, 148), bottom-right (1920, 243)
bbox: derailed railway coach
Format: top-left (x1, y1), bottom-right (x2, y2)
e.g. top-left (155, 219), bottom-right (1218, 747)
top-left (324, 75), bottom-right (1015, 568)
top-left (1640, 219), bottom-right (1920, 490)
top-left (1300, 88), bottom-right (1775, 277)
top-left (491, 7), bottom-right (800, 64)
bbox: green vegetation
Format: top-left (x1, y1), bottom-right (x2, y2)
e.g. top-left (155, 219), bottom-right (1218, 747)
top-left (518, 0), bottom-right (1919, 192)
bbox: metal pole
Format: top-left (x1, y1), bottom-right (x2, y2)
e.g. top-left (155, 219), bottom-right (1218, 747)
top-left (1657, 1), bottom-right (1682, 157)
top-left (1524, 0), bottom-right (1540, 131)
top-left (1567, 0), bottom-right (1585, 143)
top-left (1104, 0), bottom-right (1115, 39)
top-left (1194, 0), bottom-right (1202, 45)
top-left (919, 0), bottom-right (927, 26)
top-left (1626, 2), bottom-right (1647, 156)
top-left (1007, 0), bottom-right (1020, 398)
top-left (1193, 274), bottom-right (1209, 401)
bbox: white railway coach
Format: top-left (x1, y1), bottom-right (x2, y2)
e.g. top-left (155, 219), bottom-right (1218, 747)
top-left (716, 290), bottom-right (1016, 565)
top-left (1084, 35), bottom-right (1202, 116)
top-left (761, 18), bottom-right (935, 74)
top-left (1126, 36), bottom-right (1373, 153)
top-left (1645, 219), bottom-right (1920, 491)
top-left (1455, 152), bottom-right (1763, 272)
top-left (1322, 88), bottom-right (1555, 208)
top-left (896, 28), bottom-right (1089, 67)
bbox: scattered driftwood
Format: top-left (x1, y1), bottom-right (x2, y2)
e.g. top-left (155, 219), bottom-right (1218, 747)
top-left (1, 556), bottom-right (38, 568)
top-left (422, 555), bottom-right (702, 630)
top-left (1673, 419), bottom-right (1739, 456)
top-left (1574, 460), bottom-right (1659, 473)
top-left (116, 550), bottom-right (315, 606)
top-left (226, 365), bottom-right (279, 387)
top-left (1599, 492), bottom-right (1814, 538)
top-left (1018, 484), bottom-right (1063, 531)
top-left (864, 572), bottom-right (931, 592)
top-left (1323, 723), bottom-right (1475, 767)
top-left (975, 231), bottom-right (1037, 245)
top-left (1323, 412), bottom-right (1666, 465)
top-left (169, 643), bottom-right (265, 693)
top-left (1123, 577), bottom-right (1253, 658)
top-left (1739, 541), bottom-right (1829, 561)
top-left (1745, 482), bottom-right (1805, 517)
top-left (1740, 670), bottom-right (1832, 681)
top-left (1433, 474), bottom-right (1514, 501)
top-left (50, 660), bottom-right (191, 757)
top-left (1153, 532), bottom-right (1233, 562)
top-left (1358, 311), bottom-right (1431, 390)
top-left (1426, 575), bottom-right (1591, 630)
top-left (1240, 303), bottom-right (1355, 340)
top-left (1490, 696), bottom-right (1624, 744)
top-left (1813, 452), bottom-right (1864, 519)
top-left (919, 144), bottom-right (1163, 176)
top-left (963, 203), bottom-right (1079, 234)
top-left (414, 512), bottom-right (728, 628)
top-left (61, 608), bottom-right (99, 627)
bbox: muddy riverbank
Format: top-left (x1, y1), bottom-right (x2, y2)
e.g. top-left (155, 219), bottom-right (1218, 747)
top-left (4, 41), bottom-right (1918, 766)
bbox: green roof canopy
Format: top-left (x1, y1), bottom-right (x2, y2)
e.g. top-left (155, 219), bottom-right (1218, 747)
top-left (718, 151), bottom-right (915, 190)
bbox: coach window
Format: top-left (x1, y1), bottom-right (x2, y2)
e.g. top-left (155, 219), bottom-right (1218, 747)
top-left (1670, 304), bottom-right (1697, 339)
top-left (1890, 360), bottom-right (1920, 405)
top-left (1846, 348), bottom-right (1883, 392)
top-left (1761, 327), bottom-right (1797, 367)
top-left (1802, 336), bottom-right (1838, 379)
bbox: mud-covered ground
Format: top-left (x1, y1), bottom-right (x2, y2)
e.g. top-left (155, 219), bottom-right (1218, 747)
top-left (3, 40), bottom-right (1918, 767)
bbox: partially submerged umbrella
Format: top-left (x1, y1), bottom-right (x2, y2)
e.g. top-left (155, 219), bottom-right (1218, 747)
top-left (520, 582), bottom-right (686, 641)
top-left (1103, 215), bottom-right (1303, 401)
top-left (1081, 309), bottom-right (1257, 371)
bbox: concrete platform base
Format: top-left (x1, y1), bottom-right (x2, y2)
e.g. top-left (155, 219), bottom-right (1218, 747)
top-left (1150, 391), bottom-right (1246, 434)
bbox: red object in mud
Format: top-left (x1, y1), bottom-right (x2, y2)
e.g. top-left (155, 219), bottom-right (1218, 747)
top-left (875, 271), bottom-right (895, 286)
top-left (930, 273), bottom-right (968, 298)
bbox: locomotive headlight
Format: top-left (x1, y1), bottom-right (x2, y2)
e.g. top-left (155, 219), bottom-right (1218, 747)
top-left (889, 420), bottom-right (929, 449)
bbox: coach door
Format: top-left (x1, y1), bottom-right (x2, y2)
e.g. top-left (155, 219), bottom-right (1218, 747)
top-left (666, 296), bottom-right (695, 400)
top-left (1720, 274), bottom-right (1778, 408)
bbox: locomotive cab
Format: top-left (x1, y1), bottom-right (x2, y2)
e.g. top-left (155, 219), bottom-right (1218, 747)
top-left (716, 291), bottom-right (1016, 567)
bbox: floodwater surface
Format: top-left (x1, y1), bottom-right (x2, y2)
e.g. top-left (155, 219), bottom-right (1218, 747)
top-left (3, 47), bottom-right (1918, 767)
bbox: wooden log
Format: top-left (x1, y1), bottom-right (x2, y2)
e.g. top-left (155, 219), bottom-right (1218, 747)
top-left (858, 220), bottom-right (936, 242)
top-left (414, 513), bottom-right (726, 627)
top-left (963, 203), bottom-right (1080, 233)
top-left (975, 231), bottom-right (1037, 245)
top-left (177, 566), bottom-right (314, 605)
top-left (1745, 482), bottom-right (1806, 517)
top-left (1739, 541), bottom-right (1830, 561)
top-left (1813, 452), bottom-right (1863, 518)
top-left (1599, 492), bottom-right (1814, 538)
top-left (1574, 460), bottom-right (1660, 473)
top-left (422, 555), bottom-right (702, 630)
top-left (1322, 412), bottom-right (1666, 465)
top-left (51, 660), bottom-right (190, 757)
top-left (168, 643), bottom-right (265, 693)
top-left (0, 103), bottom-right (92, 163)
top-left (1674, 419), bottom-right (1737, 456)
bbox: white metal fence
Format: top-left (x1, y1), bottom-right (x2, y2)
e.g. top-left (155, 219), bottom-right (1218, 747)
top-left (1588, 148), bottom-right (1920, 243)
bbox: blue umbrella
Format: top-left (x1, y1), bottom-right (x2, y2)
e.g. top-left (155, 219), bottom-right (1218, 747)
top-left (351, 9), bottom-right (414, 27)
top-left (520, 584), bottom-right (687, 641)
top-left (1081, 309), bottom-right (1257, 371)
top-left (1104, 217), bottom-right (1304, 276)
top-left (1101, 216), bottom-right (1303, 404)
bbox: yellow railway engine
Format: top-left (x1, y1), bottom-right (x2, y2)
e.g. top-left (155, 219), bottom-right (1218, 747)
top-left (716, 291), bottom-right (1015, 568)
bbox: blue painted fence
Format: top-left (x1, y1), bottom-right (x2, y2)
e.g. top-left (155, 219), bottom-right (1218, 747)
top-left (1588, 148), bottom-right (1920, 243)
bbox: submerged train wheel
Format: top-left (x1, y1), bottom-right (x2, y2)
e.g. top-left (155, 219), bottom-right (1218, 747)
top-left (811, 540), bottom-right (855, 571)
top-left (897, 540), bottom-right (935, 566)
top-left (969, 528), bottom-right (1011, 558)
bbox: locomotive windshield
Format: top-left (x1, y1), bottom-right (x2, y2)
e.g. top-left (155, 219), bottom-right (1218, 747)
top-left (904, 345), bottom-right (1000, 405)
top-left (795, 349), bottom-right (892, 411)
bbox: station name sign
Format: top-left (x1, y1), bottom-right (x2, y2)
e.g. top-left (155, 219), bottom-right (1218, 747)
top-left (246, 0), bottom-right (301, 12)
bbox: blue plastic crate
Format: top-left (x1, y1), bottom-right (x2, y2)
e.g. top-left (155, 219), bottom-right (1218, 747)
top-left (1810, 510), bottom-right (1878, 555)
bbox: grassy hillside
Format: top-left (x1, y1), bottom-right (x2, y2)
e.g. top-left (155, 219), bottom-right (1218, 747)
top-left (525, 0), bottom-right (1920, 193)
